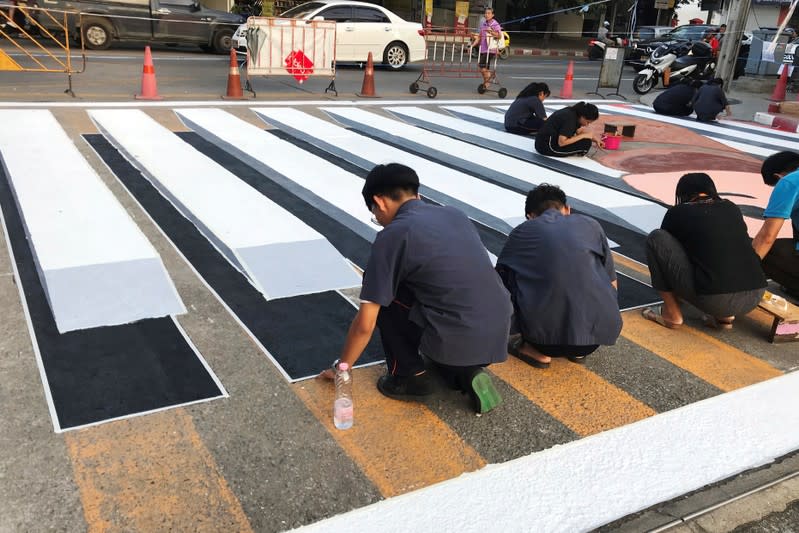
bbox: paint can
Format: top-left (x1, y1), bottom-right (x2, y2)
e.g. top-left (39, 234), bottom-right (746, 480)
top-left (602, 134), bottom-right (622, 150)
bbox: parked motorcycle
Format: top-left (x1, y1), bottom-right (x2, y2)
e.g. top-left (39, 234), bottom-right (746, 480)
top-left (587, 36), bottom-right (627, 60)
top-left (632, 40), bottom-right (715, 94)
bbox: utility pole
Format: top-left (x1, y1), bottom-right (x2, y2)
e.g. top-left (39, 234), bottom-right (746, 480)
top-left (715, 0), bottom-right (752, 87)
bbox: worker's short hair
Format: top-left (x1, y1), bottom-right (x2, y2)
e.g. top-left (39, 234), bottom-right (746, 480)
top-left (525, 184), bottom-right (567, 216)
top-left (761, 151), bottom-right (799, 186)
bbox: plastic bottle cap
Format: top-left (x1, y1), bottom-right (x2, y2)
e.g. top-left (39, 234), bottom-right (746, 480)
top-left (338, 362), bottom-right (349, 371)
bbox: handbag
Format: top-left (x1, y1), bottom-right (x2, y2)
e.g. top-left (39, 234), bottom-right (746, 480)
top-left (488, 34), bottom-right (505, 52)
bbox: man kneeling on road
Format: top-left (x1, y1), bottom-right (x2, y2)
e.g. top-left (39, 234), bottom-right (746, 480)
top-left (321, 163), bottom-right (512, 414)
top-left (753, 151), bottom-right (799, 298)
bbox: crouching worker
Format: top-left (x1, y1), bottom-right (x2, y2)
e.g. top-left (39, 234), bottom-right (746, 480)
top-left (496, 184), bottom-right (621, 368)
top-left (321, 163), bottom-right (512, 414)
top-left (504, 82), bottom-right (550, 135)
top-left (643, 173), bottom-right (766, 329)
top-left (653, 79), bottom-right (702, 117)
top-left (753, 151), bottom-right (799, 297)
top-left (534, 102), bottom-right (603, 157)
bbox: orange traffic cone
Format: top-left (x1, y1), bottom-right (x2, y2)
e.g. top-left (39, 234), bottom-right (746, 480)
top-left (357, 52), bottom-right (378, 98)
top-left (223, 49), bottom-right (246, 100)
top-left (559, 60), bottom-right (574, 99)
top-left (135, 46), bottom-right (161, 100)
top-left (771, 65), bottom-right (788, 102)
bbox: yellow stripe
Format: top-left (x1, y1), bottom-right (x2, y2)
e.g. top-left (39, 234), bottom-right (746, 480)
top-left (622, 312), bottom-right (782, 391)
top-left (490, 357), bottom-right (656, 436)
top-left (294, 366), bottom-right (485, 497)
top-left (0, 50), bottom-right (22, 71)
top-left (65, 409), bottom-right (253, 533)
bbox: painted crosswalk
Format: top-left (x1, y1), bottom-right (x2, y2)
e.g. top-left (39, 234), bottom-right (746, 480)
top-left (0, 100), bottom-right (796, 532)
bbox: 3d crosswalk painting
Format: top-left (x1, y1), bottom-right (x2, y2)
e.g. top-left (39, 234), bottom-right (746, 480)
top-left (0, 100), bottom-right (793, 433)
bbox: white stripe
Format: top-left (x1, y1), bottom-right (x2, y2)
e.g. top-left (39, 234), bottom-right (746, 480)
top-left (322, 107), bottom-right (665, 233)
top-left (293, 371), bottom-right (799, 532)
top-left (89, 109), bottom-right (360, 300)
top-left (82, 137), bottom-right (296, 384)
top-left (435, 105), bottom-right (625, 177)
top-left (253, 107), bottom-right (527, 229)
top-left (0, 110), bottom-right (185, 332)
top-left (174, 108), bottom-right (375, 233)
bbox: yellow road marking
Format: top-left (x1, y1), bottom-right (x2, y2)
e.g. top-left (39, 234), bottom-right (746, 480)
top-left (294, 365), bottom-right (485, 497)
top-left (0, 50), bottom-right (22, 71)
top-left (65, 409), bottom-right (253, 533)
top-left (490, 357), bottom-right (656, 436)
top-left (622, 312), bottom-right (782, 391)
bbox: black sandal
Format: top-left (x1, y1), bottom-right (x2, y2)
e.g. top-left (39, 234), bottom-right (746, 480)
top-left (508, 338), bottom-right (550, 369)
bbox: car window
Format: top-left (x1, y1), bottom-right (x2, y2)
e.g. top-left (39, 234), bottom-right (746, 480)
top-left (317, 6), bottom-right (353, 22)
top-left (665, 26), bottom-right (708, 41)
top-left (281, 1), bottom-right (326, 19)
top-left (637, 28), bottom-right (654, 40)
top-left (352, 6), bottom-right (389, 23)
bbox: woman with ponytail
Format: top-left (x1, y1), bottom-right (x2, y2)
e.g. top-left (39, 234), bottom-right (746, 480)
top-left (642, 173), bottom-right (766, 330)
top-left (504, 82), bottom-right (550, 135)
top-left (534, 101), bottom-right (603, 157)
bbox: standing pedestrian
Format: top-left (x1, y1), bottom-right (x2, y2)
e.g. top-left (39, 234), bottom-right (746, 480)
top-left (471, 7), bottom-right (502, 87)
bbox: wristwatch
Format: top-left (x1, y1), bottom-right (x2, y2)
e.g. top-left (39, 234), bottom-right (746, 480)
top-left (331, 358), bottom-right (340, 371)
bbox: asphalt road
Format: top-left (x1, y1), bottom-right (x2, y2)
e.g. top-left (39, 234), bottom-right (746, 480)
top-left (0, 43), bottom-right (642, 101)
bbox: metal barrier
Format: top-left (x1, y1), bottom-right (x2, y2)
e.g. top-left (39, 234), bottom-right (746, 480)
top-left (0, 5), bottom-right (86, 96)
top-left (410, 27), bottom-right (506, 99)
top-left (243, 16), bottom-right (337, 96)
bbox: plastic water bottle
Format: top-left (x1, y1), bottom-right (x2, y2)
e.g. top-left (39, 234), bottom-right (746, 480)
top-left (333, 363), bottom-right (353, 430)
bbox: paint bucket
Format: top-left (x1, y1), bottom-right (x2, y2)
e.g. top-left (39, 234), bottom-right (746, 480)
top-left (602, 134), bottom-right (622, 150)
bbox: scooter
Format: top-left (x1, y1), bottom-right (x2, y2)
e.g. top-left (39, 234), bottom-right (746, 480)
top-left (587, 36), bottom-right (627, 60)
top-left (632, 40), bottom-right (715, 94)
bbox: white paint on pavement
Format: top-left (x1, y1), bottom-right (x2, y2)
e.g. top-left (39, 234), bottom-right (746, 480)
top-left (0, 109), bottom-right (185, 333)
top-left (90, 109), bottom-right (361, 300)
top-left (292, 371), bottom-right (799, 533)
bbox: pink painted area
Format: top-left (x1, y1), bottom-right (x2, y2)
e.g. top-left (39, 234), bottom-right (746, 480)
top-left (623, 170), bottom-right (794, 239)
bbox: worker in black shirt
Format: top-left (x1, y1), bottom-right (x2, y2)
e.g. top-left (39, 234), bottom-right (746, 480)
top-left (642, 173), bottom-right (767, 330)
top-left (653, 79), bottom-right (703, 117)
top-left (535, 102), bottom-right (604, 157)
top-left (320, 163), bottom-right (512, 414)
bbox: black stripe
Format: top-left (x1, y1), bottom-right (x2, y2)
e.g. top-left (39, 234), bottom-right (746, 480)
top-left (0, 163), bottom-right (222, 430)
top-left (84, 134), bottom-right (382, 381)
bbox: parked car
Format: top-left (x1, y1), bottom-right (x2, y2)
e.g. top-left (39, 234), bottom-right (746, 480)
top-left (13, 0), bottom-right (244, 52)
top-left (232, 0), bottom-right (425, 69)
top-left (631, 25), bottom-right (673, 43)
top-left (626, 24), bottom-right (719, 70)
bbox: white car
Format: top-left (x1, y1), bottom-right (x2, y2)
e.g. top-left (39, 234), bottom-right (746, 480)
top-left (232, 0), bottom-right (426, 69)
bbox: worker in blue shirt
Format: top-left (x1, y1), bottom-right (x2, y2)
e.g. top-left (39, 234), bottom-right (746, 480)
top-left (753, 151), bottom-right (799, 296)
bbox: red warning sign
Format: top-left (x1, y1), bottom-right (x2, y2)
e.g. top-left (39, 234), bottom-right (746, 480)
top-left (284, 50), bottom-right (314, 83)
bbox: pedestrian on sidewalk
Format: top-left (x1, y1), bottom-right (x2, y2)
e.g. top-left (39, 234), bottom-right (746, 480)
top-left (653, 79), bottom-right (703, 117)
top-left (504, 82), bottom-right (550, 135)
top-left (642, 173), bottom-right (766, 330)
top-left (320, 163), bottom-right (512, 414)
top-left (693, 78), bottom-right (731, 122)
top-left (753, 151), bottom-right (799, 298)
top-left (534, 102), bottom-right (604, 157)
top-left (497, 184), bottom-right (621, 368)
top-left (471, 7), bottom-right (502, 87)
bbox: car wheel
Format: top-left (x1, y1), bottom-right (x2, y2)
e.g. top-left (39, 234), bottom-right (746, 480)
top-left (212, 28), bottom-right (234, 54)
top-left (82, 18), bottom-right (113, 50)
top-left (383, 41), bottom-right (408, 70)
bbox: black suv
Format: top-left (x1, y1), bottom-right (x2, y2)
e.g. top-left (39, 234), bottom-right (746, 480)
top-left (626, 24), bottom-right (718, 70)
